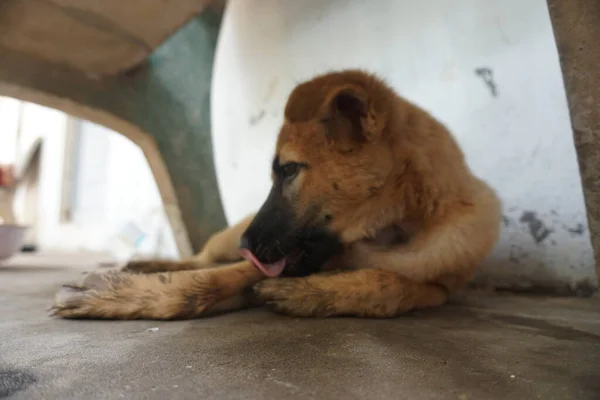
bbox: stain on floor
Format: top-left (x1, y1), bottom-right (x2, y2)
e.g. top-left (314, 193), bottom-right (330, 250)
top-left (0, 370), bottom-right (37, 399)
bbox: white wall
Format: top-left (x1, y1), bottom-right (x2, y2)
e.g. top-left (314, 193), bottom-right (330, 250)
top-left (0, 98), bottom-right (179, 259)
top-left (0, 97), bottom-right (20, 164)
top-left (60, 120), bottom-right (180, 259)
top-left (76, 120), bottom-right (180, 259)
top-left (211, 0), bottom-right (596, 291)
top-left (16, 102), bottom-right (69, 249)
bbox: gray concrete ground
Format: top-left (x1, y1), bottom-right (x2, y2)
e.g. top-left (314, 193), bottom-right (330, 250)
top-left (1, 253), bottom-right (600, 400)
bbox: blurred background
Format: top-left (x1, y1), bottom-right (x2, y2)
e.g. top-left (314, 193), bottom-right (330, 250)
top-left (0, 97), bottom-right (179, 260)
top-left (0, 0), bottom-right (596, 294)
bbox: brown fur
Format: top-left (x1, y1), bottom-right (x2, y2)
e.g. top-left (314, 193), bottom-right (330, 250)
top-left (51, 70), bottom-right (501, 320)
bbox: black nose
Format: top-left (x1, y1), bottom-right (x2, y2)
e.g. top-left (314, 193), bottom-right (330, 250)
top-left (239, 234), bottom-right (251, 250)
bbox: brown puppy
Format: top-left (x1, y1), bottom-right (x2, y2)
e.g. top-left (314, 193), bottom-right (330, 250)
top-left (51, 70), bottom-right (501, 320)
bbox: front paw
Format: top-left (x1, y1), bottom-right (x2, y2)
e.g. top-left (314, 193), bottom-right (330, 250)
top-left (253, 279), bottom-right (335, 317)
top-left (51, 271), bottom-right (134, 319)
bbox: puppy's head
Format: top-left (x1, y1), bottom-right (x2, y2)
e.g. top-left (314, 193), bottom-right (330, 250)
top-left (240, 70), bottom-right (397, 277)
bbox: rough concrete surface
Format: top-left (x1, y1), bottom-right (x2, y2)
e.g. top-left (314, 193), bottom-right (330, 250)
top-left (1, 253), bottom-right (600, 400)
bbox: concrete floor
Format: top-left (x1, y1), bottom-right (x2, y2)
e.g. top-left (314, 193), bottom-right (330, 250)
top-left (1, 253), bottom-right (600, 400)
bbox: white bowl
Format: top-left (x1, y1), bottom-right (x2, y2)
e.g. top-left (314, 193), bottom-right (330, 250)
top-left (0, 224), bottom-right (28, 262)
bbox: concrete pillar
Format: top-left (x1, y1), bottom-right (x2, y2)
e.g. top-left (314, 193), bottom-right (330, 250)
top-left (547, 0), bottom-right (600, 286)
top-left (0, 11), bottom-right (227, 255)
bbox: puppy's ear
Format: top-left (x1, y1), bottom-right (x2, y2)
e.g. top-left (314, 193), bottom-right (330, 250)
top-left (322, 85), bottom-right (382, 143)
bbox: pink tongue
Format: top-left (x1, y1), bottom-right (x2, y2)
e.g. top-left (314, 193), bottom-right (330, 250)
top-left (239, 248), bottom-right (286, 277)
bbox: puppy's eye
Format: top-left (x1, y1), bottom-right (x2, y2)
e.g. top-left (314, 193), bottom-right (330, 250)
top-left (281, 163), bottom-right (299, 180)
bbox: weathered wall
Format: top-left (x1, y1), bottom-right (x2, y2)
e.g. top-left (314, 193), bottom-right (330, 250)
top-left (211, 0), bottom-right (596, 294)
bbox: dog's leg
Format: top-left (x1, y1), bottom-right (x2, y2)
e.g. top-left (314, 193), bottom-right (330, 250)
top-left (343, 199), bottom-right (501, 293)
top-left (123, 214), bottom-right (256, 274)
top-left (254, 269), bottom-right (448, 318)
top-left (52, 260), bottom-right (264, 320)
